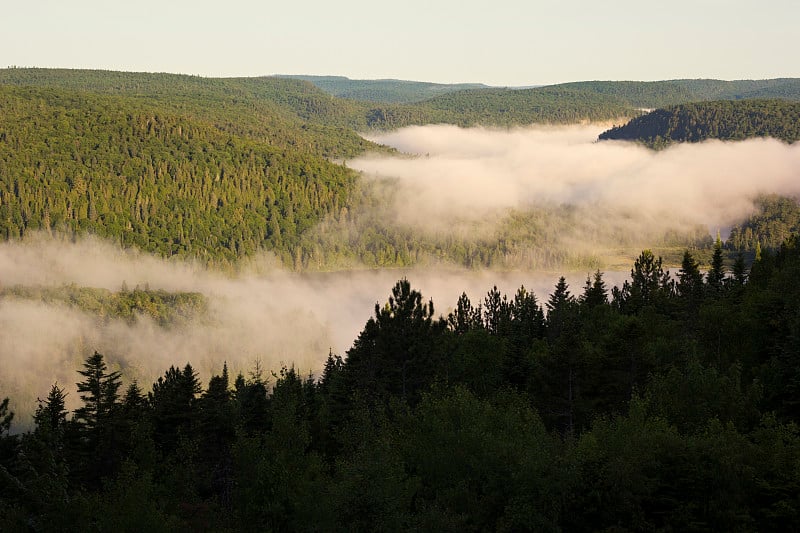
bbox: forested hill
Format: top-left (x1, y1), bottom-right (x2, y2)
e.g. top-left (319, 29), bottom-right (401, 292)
top-left (0, 68), bottom-right (638, 130)
top-left (0, 86), bottom-right (356, 263)
top-left (279, 75), bottom-right (488, 103)
top-left (0, 68), bottom-right (376, 159)
top-left (556, 78), bottom-right (800, 108)
top-left (377, 86), bottom-right (637, 128)
top-left (597, 99), bottom-right (800, 147)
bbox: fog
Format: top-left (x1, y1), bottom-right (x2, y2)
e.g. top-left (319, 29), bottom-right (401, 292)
top-left (0, 235), bottom-right (611, 426)
top-left (3, 124), bottom-right (799, 426)
top-left (354, 125), bottom-right (800, 244)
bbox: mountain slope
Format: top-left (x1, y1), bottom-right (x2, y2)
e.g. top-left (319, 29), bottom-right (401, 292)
top-left (597, 99), bottom-right (800, 147)
top-left (280, 75), bottom-right (488, 103)
top-left (0, 86), bottom-right (356, 263)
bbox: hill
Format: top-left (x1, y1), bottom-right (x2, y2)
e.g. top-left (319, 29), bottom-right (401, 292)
top-left (279, 75), bottom-right (488, 103)
top-left (0, 85), bottom-right (357, 263)
top-left (0, 68), bottom-right (376, 159)
top-left (0, 68), bottom-right (639, 131)
top-left (557, 78), bottom-right (800, 108)
top-left (597, 99), bottom-right (800, 147)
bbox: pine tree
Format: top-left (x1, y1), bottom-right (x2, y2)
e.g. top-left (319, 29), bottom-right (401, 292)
top-left (34, 383), bottom-right (68, 438)
top-left (677, 250), bottom-right (704, 307)
top-left (580, 270), bottom-right (608, 309)
top-left (707, 234), bottom-right (726, 292)
top-left (74, 351), bottom-right (122, 432)
top-left (72, 351), bottom-right (123, 487)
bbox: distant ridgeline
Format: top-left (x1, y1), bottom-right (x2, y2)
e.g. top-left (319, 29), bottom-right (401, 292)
top-left (598, 100), bottom-right (800, 147)
top-left (278, 75), bottom-right (489, 104)
top-left (0, 68), bottom-right (637, 130)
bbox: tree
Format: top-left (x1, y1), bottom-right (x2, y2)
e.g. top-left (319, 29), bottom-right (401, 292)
top-left (447, 292), bottom-right (482, 335)
top-left (707, 234), bottom-right (726, 292)
top-left (149, 364), bottom-right (201, 454)
top-left (34, 383), bottom-right (68, 439)
top-left (74, 351), bottom-right (122, 432)
top-left (677, 250), bottom-right (704, 309)
top-left (344, 279), bottom-right (443, 404)
top-left (613, 249), bottom-right (671, 313)
top-left (70, 351), bottom-right (123, 487)
top-left (580, 270), bottom-right (608, 310)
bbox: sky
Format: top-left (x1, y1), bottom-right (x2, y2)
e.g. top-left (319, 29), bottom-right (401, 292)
top-left (2, 0), bottom-right (798, 86)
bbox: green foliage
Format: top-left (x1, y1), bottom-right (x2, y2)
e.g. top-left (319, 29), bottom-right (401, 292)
top-left (7, 233), bottom-right (800, 529)
top-left (0, 284), bottom-right (206, 326)
top-left (0, 85), bottom-right (357, 263)
top-left (728, 194), bottom-right (800, 252)
top-left (599, 99), bottom-right (800, 146)
top-left (281, 75), bottom-right (489, 104)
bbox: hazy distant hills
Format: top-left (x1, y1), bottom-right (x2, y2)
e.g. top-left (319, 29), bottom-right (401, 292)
top-left (556, 79), bottom-right (800, 108)
top-left (598, 100), bottom-right (800, 147)
top-left (0, 68), bottom-right (635, 131)
top-left (279, 75), bottom-right (488, 103)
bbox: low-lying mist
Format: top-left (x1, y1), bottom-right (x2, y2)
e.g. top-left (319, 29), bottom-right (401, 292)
top-left (1, 235), bottom-right (611, 426)
top-left (353, 124), bottom-right (800, 248)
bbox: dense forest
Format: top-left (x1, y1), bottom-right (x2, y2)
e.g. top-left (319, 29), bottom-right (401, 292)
top-left (2, 236), bottom-right (800, 530)
top-left (728, 194), bottom-right (800, 252)
top-left (279, 76), bottom-right (489, 104)
top-left (0, 284), bottom-right (206, 327)
top-left (558, 78), bottom-right (800, 109)
top-left (0, 68), bottom-right (637, 131)
top-left (598, 99), bottom-right (800, 147)
top-left (0, 86), bottom-right (357, 264)
top-left (0, 80), bottom-right (711, 269)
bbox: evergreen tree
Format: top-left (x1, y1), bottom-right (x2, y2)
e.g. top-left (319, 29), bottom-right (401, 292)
top-left (34, 383), bottom-right (68, 440)
top-left (707, 234), bottom-right (726, 292)
top-left (72, 351), bottom-right (123, 487)
top-left (149, 364), bottom-right (201, 454)
top-left (677, 250), bottom-right (704, 308)
top-left (580, 270), bottom-right (608, 309)
top-left (447, 292), bottom-right (482, 334)
top-left (74, 351), bottom-right (122, 432)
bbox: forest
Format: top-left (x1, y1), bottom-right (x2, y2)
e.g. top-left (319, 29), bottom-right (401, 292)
top-left (0, 80), bottom-right (722, 270)
top-left (2, 235), bottom-right (800, 531)
top-left (598, 99), bottom-right (800, 147)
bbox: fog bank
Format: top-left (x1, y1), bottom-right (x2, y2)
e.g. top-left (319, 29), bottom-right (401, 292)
top-left (354, 125), bottom-right (800, 241)
top-left (0, 235), bottom-right (612, 426)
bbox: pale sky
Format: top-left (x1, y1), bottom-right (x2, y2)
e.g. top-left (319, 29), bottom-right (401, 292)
top-left (2, 0), bottom-right (797, 86)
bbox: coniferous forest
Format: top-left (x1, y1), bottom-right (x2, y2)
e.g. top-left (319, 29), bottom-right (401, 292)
top-left (3, 237), bottom-right (800, 531)
top-left (3, 68), bottom-right (800, 531)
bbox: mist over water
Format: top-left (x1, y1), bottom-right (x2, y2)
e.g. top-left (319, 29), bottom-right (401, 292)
top-left (0, 235), bottom-right (609, 425)
top-left (3, 124), bottom-right (799, 424)
top-left (354, 124), bottom-right (800, 240)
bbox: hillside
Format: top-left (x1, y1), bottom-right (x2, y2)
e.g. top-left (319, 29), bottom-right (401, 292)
top-left (0, 68), bottom-right (376, 159)
top-left (279, 75), bottom-right (488, 103)
top-left (362, 86), bottom-right (638, 128)
top-left (728, 195), bottom-right (800, 252)
top-left (0, 86), bottom-right (357, 263)
top-left (557, 78), bottom-right (800, 108)
top-left (597, 99), bottom-right (800, 147)
top-left (0, 68), bottom-right (639, 131)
